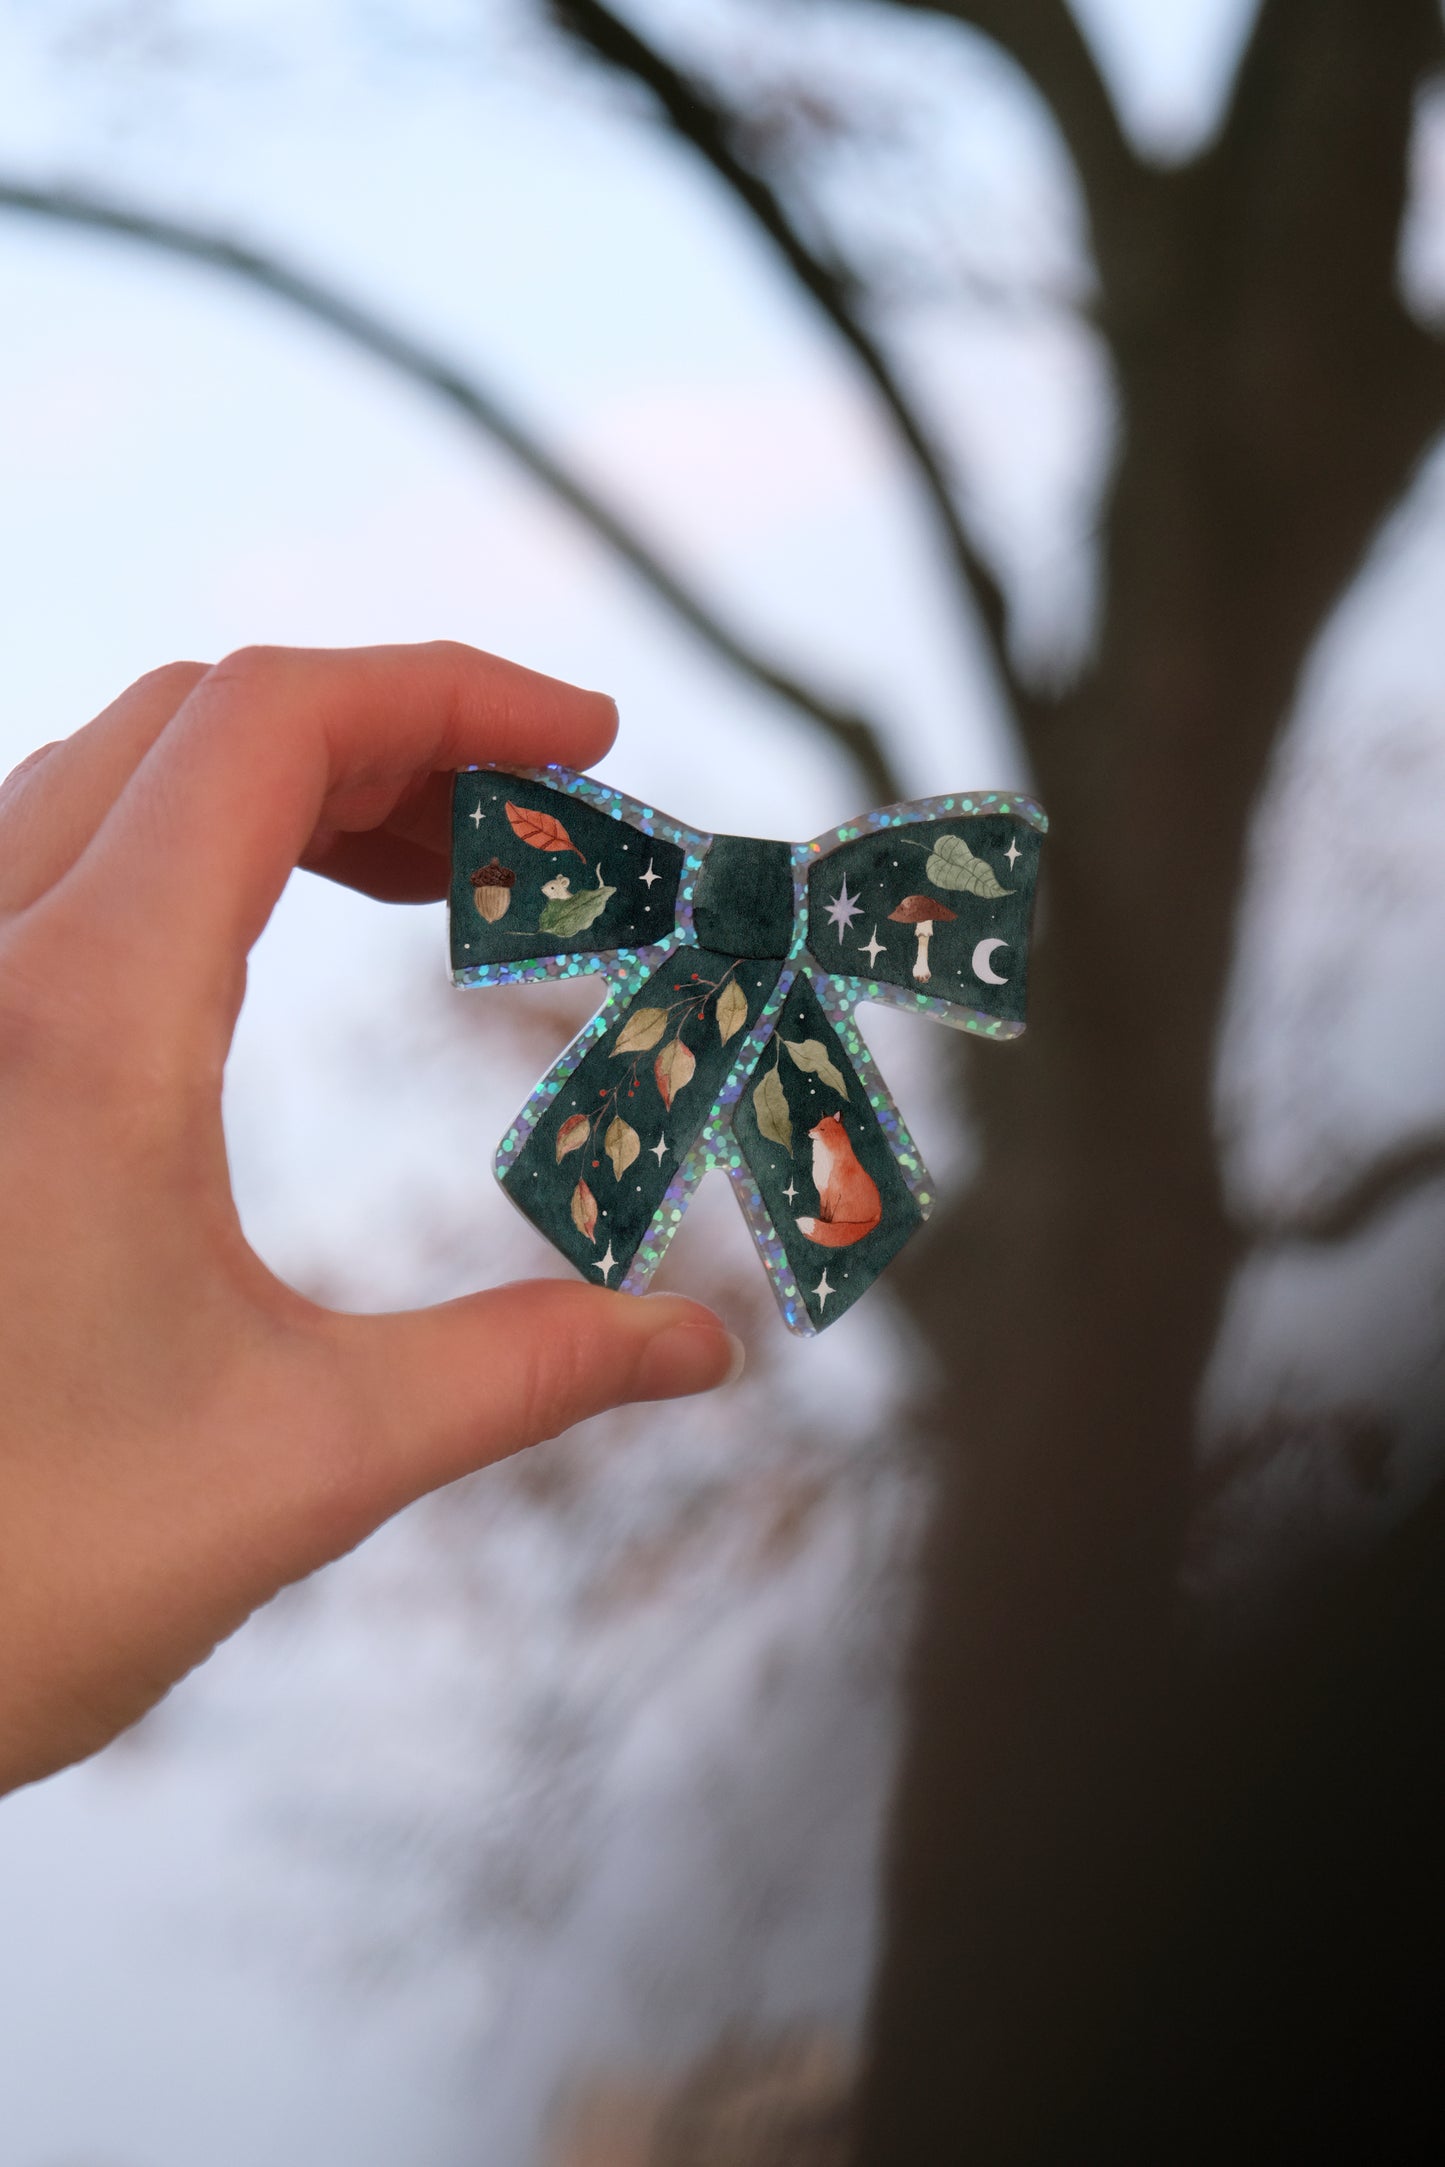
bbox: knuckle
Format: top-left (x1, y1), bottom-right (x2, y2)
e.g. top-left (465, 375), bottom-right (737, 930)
top-left (0, 742), bottom-right (60, 802)
top-left (422, 637), bottom-right (474, 669)
top-left (131, 659), bottom-right (209, 704)
top-left (206, 643), bottom-right (295, 695)
top-left (0, 931), bottom-right (85, 1072)
top-left (519, 1317), bottom-right (598, 1443)
top-left (0, 924), bottom-right (188, 1117)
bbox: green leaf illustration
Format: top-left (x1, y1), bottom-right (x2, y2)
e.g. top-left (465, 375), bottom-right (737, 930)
top-left (604, 1115), bottom-right (640, 1181)
top-left (614, 1006), bottom-right (668, 1057)
top-left (783, 1037), bottom-right (849, 1098)
top-left (753, 1063), bottom-right (792, 1152)
top-left (539, 878), bottom-right (616, 937)
top-left (716, 977), bottom-right (748, 1046)
top-left (924, 831), bottom-right (1012, 899)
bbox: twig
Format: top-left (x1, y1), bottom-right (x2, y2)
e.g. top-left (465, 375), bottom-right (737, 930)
top-left (1249, 1130), bottom-right (1445, 1247)
top-left (878, 0), bottom-right (1145, 278)
top-left (552, 0), bottom-right (1036, 731)
top-left (0, 173), bottom-right (903, 806)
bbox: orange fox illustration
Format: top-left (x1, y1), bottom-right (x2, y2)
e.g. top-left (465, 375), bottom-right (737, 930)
top-left (796, 1112), bottom-right (883, 1247)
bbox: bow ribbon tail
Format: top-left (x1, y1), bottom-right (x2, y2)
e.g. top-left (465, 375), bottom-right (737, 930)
top-left (720, 965), bottom-right (935, 1334)
top-left (495, 941), bottom-right (791, 1288)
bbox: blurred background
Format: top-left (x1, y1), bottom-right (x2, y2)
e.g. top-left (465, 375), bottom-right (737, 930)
top-left (2, 2), bottom-right (1444, 2162)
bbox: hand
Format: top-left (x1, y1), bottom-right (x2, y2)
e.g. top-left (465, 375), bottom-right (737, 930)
top-left (0, 643), bottom-right (742, 1795)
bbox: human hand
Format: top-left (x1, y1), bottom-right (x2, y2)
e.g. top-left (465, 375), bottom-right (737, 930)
top-left (0, 642), bottom-right (742, 1795)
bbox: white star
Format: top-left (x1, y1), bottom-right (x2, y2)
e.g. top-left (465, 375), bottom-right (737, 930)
top-left (470, 802), bottom-right (484, 828)
top-left (824, 877), bottom-right (862, 937)
top-left (783, 1177), bottom-right (798, 1205)
top-left (650, 1136), bottom-right (668, 1164)
top-left (595, 1240), bottom-right (618, 1283)
top-left (1004, 836), bottom-right (1021, 870)
top-left (860, 926), bottom-right (886, 970)
top-left (812, 1270), bottom-right (835, 1310)
top-left (639, 858), bottom-right (660, 889)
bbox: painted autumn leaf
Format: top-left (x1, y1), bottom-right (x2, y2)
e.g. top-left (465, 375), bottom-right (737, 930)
top-left (605, 1115), bottom-right (640, 1180)
top-left (753, 1063), bottom-right (792, 1152)
top-left (538, 878), bottom-right (616, 938)
top-left (654, 1037), bottom-right (696, 1111)
top-left (505, 801), bottom-right (585, 858)
top-left (925, 830), bottom-right (1012, 899)
top-left (614, 1006), bottom-right (669, 1057)
top-left (784, 1037), bottom-right (849, 1098)
top-left (716, 977), bottom-right (748, 1046)
top-left (556, 1112), bottom-right (590, 1162)
top-left (570, 1177), bottom-right (598, 1243)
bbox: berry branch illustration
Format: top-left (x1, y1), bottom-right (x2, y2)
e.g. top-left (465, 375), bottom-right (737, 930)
top-left (556, 962), bottom-right (749, 1247)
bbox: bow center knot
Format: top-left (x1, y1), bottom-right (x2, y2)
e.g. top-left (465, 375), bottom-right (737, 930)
top-left (691, 833), bottom-right (795, 960)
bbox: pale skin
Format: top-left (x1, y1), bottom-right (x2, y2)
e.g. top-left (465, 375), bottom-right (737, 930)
top-left (0, 641), bottom-right (742, 1798)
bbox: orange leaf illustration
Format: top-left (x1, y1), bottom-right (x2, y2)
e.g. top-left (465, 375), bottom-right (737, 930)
top-left (654, 1037), bottom-right (696, 1112)
top-left (570, 1177), bottom-right (599, 1243)
top-left (556, 1113), bottom-right (590, 1162)
top-left (505, 801), bottom-right (585, 858)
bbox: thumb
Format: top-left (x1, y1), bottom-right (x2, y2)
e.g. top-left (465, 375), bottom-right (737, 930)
top-left (330, 1281), bottom-right (745, 1519)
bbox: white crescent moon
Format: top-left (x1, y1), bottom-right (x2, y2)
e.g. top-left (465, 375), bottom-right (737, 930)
top-left (972, 937), bottom-right (1010, 985)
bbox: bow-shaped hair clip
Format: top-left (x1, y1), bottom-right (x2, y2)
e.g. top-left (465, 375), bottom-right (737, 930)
top-left (450, 766), bottom-right (1046, 1334)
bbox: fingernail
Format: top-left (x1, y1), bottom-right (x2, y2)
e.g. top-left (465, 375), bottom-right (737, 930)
top-left (636, 1322), bottom-right (746, 1399)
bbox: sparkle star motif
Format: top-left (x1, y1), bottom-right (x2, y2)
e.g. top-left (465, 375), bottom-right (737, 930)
top-left (783, 1177), bottom-right (798, 1205)
top-left (639, 858), bottom-right (660, 889)
top-left (595, 1240), bottom-right (618, 1282)
top-left (812, 1270), bottom-right (835, 1310)
top-left (469, 802), bottom-right (484, 828)
top-left (650, 1135), bottom-right (667, 1164)
top-left (860, 926), bottom-right (886, 970)
top-left (825, 876), bottom-right (862, 937)
top-left (1004, 836), bottom-right (1021, 870)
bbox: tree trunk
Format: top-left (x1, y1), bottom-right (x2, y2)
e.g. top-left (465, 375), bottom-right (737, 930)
top-left (856, 8), bottom-right (1445, 2144)
top-left (854, 753), bottom-right (1243, 2161)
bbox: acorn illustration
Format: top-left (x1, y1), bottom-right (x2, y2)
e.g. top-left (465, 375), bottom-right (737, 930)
top-left (471, 858), bottom-right (516, 923)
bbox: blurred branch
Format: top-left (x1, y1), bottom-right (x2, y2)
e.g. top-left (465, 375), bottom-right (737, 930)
top-left (875, 0), bottom-right (1146, 272)
top-left (551, 0), bottom-right (1039, 736)
top-left (1249, 1130), bottom-right (1445, 1247)
top-left (1210, 0), bottom-right (1445, 314)
top-left (0, 173), bottom-right (902, 805)
top-left (1223, 0), bottom-right (1445, 164)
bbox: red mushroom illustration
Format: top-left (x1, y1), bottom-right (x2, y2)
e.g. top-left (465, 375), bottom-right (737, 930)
top-left (888, 895), bottom-right (956, 983)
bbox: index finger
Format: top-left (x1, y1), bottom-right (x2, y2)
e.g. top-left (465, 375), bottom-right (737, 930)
top-left (41, 641), bottom-right (617, 1012)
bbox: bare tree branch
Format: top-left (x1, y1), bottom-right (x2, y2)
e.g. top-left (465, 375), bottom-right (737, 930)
top-left (550, 0), bottom-right (1040, 735)
top-left (0, 173), bottom-right (903, 806)
top-left (1249, 1130), bottom-right (1445, 1248)
top-left (875, 0), bottom-right (1147, 283)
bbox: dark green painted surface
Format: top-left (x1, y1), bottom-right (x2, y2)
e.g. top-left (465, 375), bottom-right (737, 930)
top-left (733, 973), bottom-right (924, 1330)
top-left (503, 948), bottom-right (784, 1279)
top-left (450, 771), bottom-right (683, 973)
top-left (692, 834), bottom-right (796, 960)
top-left (805, 815), bottom-right (1041, 1026)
